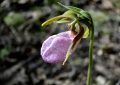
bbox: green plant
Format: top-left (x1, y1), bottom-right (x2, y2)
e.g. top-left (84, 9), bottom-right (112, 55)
top-left (41, 3), bottom-right (94, 85)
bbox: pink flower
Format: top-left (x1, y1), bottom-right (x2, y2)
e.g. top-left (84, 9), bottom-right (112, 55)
top-left (41, 31), bottom-right (75, 64)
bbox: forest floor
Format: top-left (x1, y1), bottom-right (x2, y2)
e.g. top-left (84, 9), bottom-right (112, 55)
top-left (0, 0), bottom-right (120, 85)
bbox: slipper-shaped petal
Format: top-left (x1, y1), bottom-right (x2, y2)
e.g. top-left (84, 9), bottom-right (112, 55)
top-left (41, 31), bottom-right (74, 64)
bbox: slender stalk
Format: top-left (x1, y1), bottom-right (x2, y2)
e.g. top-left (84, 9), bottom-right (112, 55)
top-left (86, 23), bottom-right (94, 85)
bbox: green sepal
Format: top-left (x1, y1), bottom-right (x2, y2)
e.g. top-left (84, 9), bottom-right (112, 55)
top-left (62, 39), bottom-right (81, 65)
top-left (58, 2), bottom-right (91, 20)
top-left (83, 27), bottom-right (89, 38)
top-left (41, 15), bottom-right (65, 27)
top-left (62, 26), bottom-right (84, 65)
top-left (62, 10), bottom-right (77, 19)
top-left (77, 14), bottom-right (93, 35)
top-left (56, 19), bottom-right (70, 23)
top-left (62, 43), bottom-right (72, 65)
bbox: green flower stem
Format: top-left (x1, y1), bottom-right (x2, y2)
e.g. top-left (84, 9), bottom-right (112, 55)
top-left (86, 23), bottom-right (94, 85)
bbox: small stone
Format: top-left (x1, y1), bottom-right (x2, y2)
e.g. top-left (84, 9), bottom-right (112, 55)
top-left (116, 80), bottom-right (120, 85)
top-left (96, 76), bottom-right (106, 85)
top-left (97, 49), bottom-right (103, 56)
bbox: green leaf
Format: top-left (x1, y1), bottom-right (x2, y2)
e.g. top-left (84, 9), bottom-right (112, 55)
top-left (58, 2), bottom-right (83, 12)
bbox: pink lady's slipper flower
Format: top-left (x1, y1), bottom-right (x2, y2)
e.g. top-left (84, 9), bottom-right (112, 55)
top-left (40, 10), bottom-right (86, 64)
top-left (41, 3), bottom-right (94, 85)
top-left (40, 4), bottom-right (91, 65)
top-left (41, 31), bottom-right (76, 64)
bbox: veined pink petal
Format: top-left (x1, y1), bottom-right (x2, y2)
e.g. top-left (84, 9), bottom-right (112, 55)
top-left (41, 31), bottom-right (74, 64)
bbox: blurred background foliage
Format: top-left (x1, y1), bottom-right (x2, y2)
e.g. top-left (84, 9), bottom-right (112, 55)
top-left (0, 0), bottom-right (120, 85)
